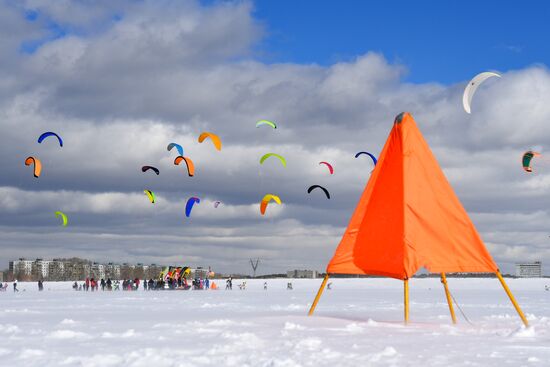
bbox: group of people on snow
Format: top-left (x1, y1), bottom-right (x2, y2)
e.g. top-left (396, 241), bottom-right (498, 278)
top-left (0, 278), bottom-right (317, 293)
top-left (72, 277), bottom-right (141, 291)
top-left (70, 277), bottom-right (218, 291)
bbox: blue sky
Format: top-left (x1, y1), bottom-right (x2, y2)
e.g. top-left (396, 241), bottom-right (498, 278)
top-left (19, 1), bottom-right (550, 83)
top-left (253, 1), bottom-right (549, 84)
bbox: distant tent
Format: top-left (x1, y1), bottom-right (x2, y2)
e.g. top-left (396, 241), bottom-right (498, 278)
top-left (309, 112), bottom-right (528, 327)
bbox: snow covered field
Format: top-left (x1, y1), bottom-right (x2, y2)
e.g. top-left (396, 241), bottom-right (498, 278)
top-left (1, 278), bottom-right (549, 366)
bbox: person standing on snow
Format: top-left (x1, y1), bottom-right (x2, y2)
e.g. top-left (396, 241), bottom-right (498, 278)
top-left (13, 279), bottom-right (19, 292)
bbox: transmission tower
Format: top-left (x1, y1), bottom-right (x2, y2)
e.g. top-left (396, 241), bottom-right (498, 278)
top-left (250, 258), bottom-right (260, 278)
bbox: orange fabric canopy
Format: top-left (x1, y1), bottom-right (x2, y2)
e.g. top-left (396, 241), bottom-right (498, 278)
top-left (327, 112), bottom-right (498, 280)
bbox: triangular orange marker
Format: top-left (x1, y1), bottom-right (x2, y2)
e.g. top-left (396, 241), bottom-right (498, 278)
top-left (309, 113), bottom-right (528, 326)
top-left (327, 112), bottom-right (497, 279)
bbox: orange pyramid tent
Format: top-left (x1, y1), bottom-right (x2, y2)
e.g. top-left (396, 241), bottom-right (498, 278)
top-left (308, 112), bottom-right (528, 326)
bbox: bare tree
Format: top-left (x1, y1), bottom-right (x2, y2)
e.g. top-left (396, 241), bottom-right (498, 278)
top-left (120, 265), bottom-right (130, 280)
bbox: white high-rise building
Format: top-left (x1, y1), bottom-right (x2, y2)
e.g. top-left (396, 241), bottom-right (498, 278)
top-left (9, 259), bottom-right (34, 276)
top-left (35, 259), bottom-right (52, 278)
top-left (515, 261), bottom-right (542, 278)
top-left (91, 263), bottom-right (106, 279)
top-left (105, 263), bottom-right (121, 279)
top-left (49, 260), bottom-right (65, 279)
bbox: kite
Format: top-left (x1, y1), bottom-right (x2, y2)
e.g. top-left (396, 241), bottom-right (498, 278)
top-left (522, 151), bottom-right (540, 173)
top-left (307, 185), bottom-right (331, 199)
top-left (55, 211), bottom-right (68, 226)
top-left (167, 143), bottom-right (184, 156)
top-left (185, 197), bottom-right (200, 217)
top-left (259, 153), bottom-right (286, 167)
top-left (260, 194), bottom-right (281, 215)
top-left (38, 132), bottom-right (63, 147)
top-left (256, 120), bottom-right (277, 129)
top-left (463, 71), bottom-right (501, 114)
top-left (174, 156), bottom-right (195, 177)
top-left (198, 132), bottom-right (222, 151)
top-left (319, 161), bottom-right (334, 174)
top-left (141, 166), bottom-right (160, 175)
top-left (24, 156), bottom-right (42, 178)
top-left (355, 151), bottom-right (377, 166)
top-left (144, 190), bottom-right (156, 204)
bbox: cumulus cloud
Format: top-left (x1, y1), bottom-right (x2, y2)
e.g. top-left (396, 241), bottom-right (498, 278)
top-left (0, 1), bottom-right (549, 274)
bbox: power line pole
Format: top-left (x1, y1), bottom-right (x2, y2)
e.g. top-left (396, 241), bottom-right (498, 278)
top-left (250, 258), bottom-right (260, 278)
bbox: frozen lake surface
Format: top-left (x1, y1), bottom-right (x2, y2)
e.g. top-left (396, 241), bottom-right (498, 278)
top-left (1, 278), bottom-right (549, 366)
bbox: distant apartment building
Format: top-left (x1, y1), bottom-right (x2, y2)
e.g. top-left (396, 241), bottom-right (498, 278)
top-left (105, 263), bottom-right (121, 279)
top-left (34, 259), bottom-right (52, 279)
top-left (515, 261), bottom-right (542, 278)
top-left (9, 259), bottom-right (34, 277)
top-left (91, 263), bottom-right (106, 279)
top-left (48, 260), bottom-right (65, 280)
top-left (6, 257), bottom-right (169, 281)
top-left (287, 269), bottom-right (318, 278)
top-left (63, 260), bottom-right (89, 280)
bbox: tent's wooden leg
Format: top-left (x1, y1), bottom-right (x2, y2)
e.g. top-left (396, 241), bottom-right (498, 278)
top-left (404, 279), bottom-right (409, 324)
top-left (441, 273), bottom-right (457, 324)
top-left (496, 271), bottom-right (529, 327)
top-left (308, 274), bottom-right (329, 316)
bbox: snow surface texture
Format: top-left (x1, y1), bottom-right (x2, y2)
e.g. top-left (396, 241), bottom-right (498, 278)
top-left (1, 278), bottom-right (549, 366)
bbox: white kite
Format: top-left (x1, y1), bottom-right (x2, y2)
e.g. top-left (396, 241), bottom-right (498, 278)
top-left (462, 71), bottom-right (501, 114)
